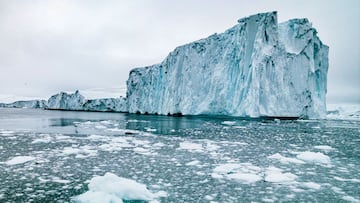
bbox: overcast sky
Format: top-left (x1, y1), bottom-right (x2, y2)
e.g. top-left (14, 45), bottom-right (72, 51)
top-left (0, 0), bottom-right (359, 103)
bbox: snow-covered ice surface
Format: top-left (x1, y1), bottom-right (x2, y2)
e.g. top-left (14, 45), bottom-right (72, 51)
top-left (0, 108), bottom-right (359, 202)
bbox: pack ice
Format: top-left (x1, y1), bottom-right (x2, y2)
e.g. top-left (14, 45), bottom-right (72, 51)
top-left (126, 11), bottom-right (329, 118)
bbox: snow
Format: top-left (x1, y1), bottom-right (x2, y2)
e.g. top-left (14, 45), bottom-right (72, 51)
top-left (74, 172), bottom-right (159, 203)
top-left (265, 166), bottom-right (297, 183)
top-left (296, 151), bottom-right (331, 164)
top-left (126, 11), bottom-right (328, 118)
top-left (4, 156), bottom-right (35, 165)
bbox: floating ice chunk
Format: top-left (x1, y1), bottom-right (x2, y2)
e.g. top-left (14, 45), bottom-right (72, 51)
top-left (5, 156), bottom-right (35, 165)
top-left (296, 151), bottom-right (331, 164)
top-left (178, 141), bottom-right (203, 152)
top-left (74, 173), bottom-right (158, 203)
top-left (313, 145), bottom-right (334, 151)
top-left (302, 182), bottom-right (321, 190)
top-left (265, 166), bottom-right (297, 183)
top-left (145, 127), bottom-right (157, 132)
top-left (222, 121), bottom-right (236, 125)
top-left (212, 163), bottom-right (262, 183)
top-left (342, 195), bottom-right (359, 203)
top-left (268, 153), bottom-right (305, 164)
top-left (185, 160), bottom-right (201, 166)
top-left (62, 146), bottom-right (97, 158)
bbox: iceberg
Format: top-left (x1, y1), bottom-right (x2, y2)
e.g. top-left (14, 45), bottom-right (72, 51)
top-left (126, 11), bottom-right (329, 118)
top-left (0, 91), bottom-right (127, 113)
top-left (47, 90), bottom-right (86, 110)
top-left (83, 97), bottom-right (127, 112)
top-left (46, 90), bottom-right (127, 112)
top-left (73, 172), bottom-right (158, 203)
top-left (0, 100), bottom-right (47, 109)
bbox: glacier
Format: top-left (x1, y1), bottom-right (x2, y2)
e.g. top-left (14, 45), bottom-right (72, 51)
top-left (126, 11), bottom-right (329, 118)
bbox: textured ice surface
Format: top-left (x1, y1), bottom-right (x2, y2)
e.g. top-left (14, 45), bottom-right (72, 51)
top-left (127, 11), bottom-right (328, 118)
top-left (0, 100), bottom-right (47, 109)
top-left (74, 173), bottom-right (158, 203)
top-left (47, 90), bottom-right (86, 110)
top-left (296, 151), bottom-right (331, 164)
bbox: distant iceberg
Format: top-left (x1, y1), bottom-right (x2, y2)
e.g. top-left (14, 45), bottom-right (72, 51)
top-left (126, 11), bottom-right (329, 118)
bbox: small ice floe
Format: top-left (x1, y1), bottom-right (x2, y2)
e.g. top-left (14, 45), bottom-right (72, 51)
top-left (296, 151), bottom-right (331, 165)
top-left (32, 134), bottom-right (53, 144)
top-left (221, 121), bottom-right (236, 125)
top-left (4, 156), bottom-right (35, 165)
top-left (62, 146), bottom-right (97, 158)
top-left (212, 163), bottom-right (262, 184)
top-left (185, 160), bottom-right (201, 166)
top-left (313, 145), bottom-right (334, 151)
top-left (145, 127), bottom-right (157, 132)
top-left (268, 153), bottom-right (305, 164)
top-left (342, 195), bottom-right (359, 203)
top-left (264, 166), bottom-right (297, 183)
top-left (73, 172), bottom-right (165, 203)
top-left (302, 182), bottom-right (321, 190)
top-left (178, 141), bottom-right (203, 152)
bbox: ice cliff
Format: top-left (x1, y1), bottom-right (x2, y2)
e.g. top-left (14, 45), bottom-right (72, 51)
top-left (0, 100), bottom-right (47, 109)
top-left (46, 90), bottom-right (127, 112)
top-left (126, 11), bottom-right (329, 118)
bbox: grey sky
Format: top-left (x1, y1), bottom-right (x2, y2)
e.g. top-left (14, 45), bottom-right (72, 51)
top-left (0, 0), bottom-right (359, 103)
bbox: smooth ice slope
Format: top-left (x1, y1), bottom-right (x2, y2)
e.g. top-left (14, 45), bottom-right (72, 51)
top-left (126, 11), bottom-right (329, 118)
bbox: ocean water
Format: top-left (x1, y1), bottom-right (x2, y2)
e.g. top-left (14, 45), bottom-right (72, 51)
top-left (0, 108), bottom-right (359, 202)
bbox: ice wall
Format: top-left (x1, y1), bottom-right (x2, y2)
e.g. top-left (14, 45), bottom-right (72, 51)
top-left (126, 11), bottom-right (329, 118)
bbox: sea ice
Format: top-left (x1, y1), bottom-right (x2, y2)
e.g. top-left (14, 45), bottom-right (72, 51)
top-left (268, 153), bottom-right (305, 164)
top-left (212, 163), bottom-right (262, 183)
top-left (296, 151), bottom-right (331, 164)
top-left (73, 172), bottom-right (159, 202)
top-left (4, 156), bottom-right (35, 165)
top-left (265, 166), bottom-right (297, 183)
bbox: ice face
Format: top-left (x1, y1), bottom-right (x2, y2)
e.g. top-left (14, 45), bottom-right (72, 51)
top-left (0, 100), bottom-right (47, 109)
top-left (46, 90), bottom-right (127, 112)
top-left (47, 90), bottom-right (86, 110)
top-left (126, 11), bottom-right (329, 118)
top-left (83, 97), bottom-right (127, 112)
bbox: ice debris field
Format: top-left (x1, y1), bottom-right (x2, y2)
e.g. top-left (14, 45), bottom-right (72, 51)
top-left (0, 108), bottom-right (359, 202)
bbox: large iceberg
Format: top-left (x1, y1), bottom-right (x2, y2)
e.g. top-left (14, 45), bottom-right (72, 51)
top-left (126, 11), bottom-right (329, 118)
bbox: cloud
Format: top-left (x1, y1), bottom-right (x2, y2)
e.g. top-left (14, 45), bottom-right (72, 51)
top-left (0, 0), bottom-right (359, 102)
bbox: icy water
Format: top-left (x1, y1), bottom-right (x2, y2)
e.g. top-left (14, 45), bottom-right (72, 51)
top-left (0, 108), bottom-right (359, 203)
